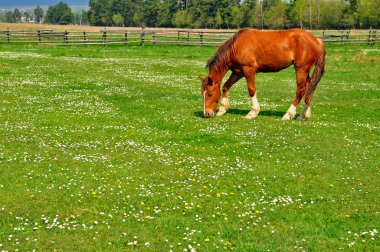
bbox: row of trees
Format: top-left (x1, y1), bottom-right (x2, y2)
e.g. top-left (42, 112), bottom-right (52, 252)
top-left (2, 0), bottom-right (379, 29)
top-left (3, 7), bottom-right (42, 23)
top-left (88, 0), bottom-right (379, 29)
top-left (2, 4), bottom-right (88, 25)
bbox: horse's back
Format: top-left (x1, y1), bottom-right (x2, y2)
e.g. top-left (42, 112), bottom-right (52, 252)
top-left (234, 29), bottom-right (323, 72)
top-left (237, 28), bottom-right (321, 52)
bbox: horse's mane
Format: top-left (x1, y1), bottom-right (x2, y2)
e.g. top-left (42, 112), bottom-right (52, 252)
top-left (206, 32), bottom-right (239, 73)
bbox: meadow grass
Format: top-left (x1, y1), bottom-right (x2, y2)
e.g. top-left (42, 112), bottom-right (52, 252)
top-left (0, 42), bottom-right (379, 251)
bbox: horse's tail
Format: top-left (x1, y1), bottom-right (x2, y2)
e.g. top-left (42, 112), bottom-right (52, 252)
top-left (305, 42), bottom-right (326, 105)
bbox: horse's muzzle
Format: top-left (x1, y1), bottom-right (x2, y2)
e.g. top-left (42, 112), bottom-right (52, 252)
top-left (204, 111), bottom-right (215, 118)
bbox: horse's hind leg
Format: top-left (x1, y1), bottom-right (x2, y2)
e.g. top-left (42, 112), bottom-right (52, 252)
top-left (217, 72), bottom-right (243, 116)
top-left (298, 75), bottom-right (313, 120)
top-left (298, 102), bottom-right (312, 120)
top-left (282, 69), bottom-right (309, 120)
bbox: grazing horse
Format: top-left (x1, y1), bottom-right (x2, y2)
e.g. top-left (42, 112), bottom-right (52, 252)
top-left (201, 28), bottom-right (326, 120)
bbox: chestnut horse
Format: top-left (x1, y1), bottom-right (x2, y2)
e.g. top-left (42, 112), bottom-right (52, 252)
top-left (201, 28), bottom-right (326, 120)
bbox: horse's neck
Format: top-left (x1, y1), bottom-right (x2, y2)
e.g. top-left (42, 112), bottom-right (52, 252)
top-left (209, 66), bottom-right (228, 84)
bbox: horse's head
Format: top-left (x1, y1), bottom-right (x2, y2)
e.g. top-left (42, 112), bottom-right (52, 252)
top-left (200, 76), bottom-right (220, 118)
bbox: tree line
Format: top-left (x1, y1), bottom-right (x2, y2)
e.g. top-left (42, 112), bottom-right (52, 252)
top-left (1, 0), bottom-right (379, 29)
top-left (1, 4), bottom-right (88, 25)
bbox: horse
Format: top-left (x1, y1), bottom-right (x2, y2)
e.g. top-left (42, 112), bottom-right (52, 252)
top-left (200, 28), bottom-right (326, 120)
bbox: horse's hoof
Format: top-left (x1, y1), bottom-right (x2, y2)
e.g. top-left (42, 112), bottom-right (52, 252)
top-left (216, 111), bottom-right (226, 116)
top-left (299, 106), bottom-right (311, 119)
top-left (297, 112), bottom-right (311, 120)
top-left (297, 115), bottom-right (310, 120)
top-left (245, 110), bottom-right (259, 119)
top-left (282, 113), bottom-right (294, 120)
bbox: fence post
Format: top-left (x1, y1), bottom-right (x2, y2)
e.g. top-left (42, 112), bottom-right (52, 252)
top-left (368, 29), bottom-right (377, 46)
top-left (102, 31), bottom-right (107, 46)
top-left (200, 32), bottom-right (203, 45)
top-left (83, 31), bottom-right (87, 44)
top-left (373, 30), bottom-right (377, 46)
top-left (125, 31), bottom-right (128, 45)
top-left (7, 27), bottom-right (10, 44)
top-left (152, 32), bottom-right (156, 45)
top-left (37, 30), bottom-right (41, 44)
top-left (343, 30), bottom-right (350, 45)
top-left (141, 31), bottom-right (145, 46)
top-left (178, 31), bottom-right (180, 41)
top-left (187, 31), bottom-right (190, 45)
top-left (64, 30), bottom-right (68, 45)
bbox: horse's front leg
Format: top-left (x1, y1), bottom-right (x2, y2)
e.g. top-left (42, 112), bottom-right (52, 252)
top-left (243, 67), bottom-right (260, 119)
top-left (216, 72), bottom-right (243, 116)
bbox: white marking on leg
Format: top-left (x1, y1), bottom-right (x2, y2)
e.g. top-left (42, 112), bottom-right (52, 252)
top-left (216, 109), bottom-right (226, 116)
top-left (220, 97), bottom-right (229, 108)
top-left (252, 94), bottom-right (260, 111)
top-left (298, 104), bottom-right (311, 120)
top-left (203, 91), bottom-right (206, 116)
top-left (282, 104), bottom-right (297, 120)
top-left (245, 93), bottom-right (260, 119)
top-left (217, 97), bottom-right (229, 116)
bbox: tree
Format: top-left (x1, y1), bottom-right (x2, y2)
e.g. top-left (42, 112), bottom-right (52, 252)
top-left (253, 0), bottom-right (268, 29)
top-left (5, 11), bottom-right (15, 23)
top-left (341, 11), bottom-right (356, 28)
top-left (307, 0), bottom-right (313, 29)
top-left (133, 8), bottom-right (144, 27)
top-left (88, 0), bottom-right (113, 26)
top-left (290, 0), bottom-right (307, 28)
top-left (241, 0), bottom-right (256, 27)
top-left (23, 12), bottom-right (31, 23)
top-left (45, 2), bottom-right (74, 25)
top-left (215, 10), bottom-right (223, 28)
top-left (34, 6), bottom-right (44, 23)
top-left (81, 10), bottom-right (89, 25)
top-left (172, 11), bottom-right (192, 28)
top-left (84, 0), bottom-right (379, 29)
top-left (255, 0), bottom-right (278, 29)
top-left (212, 0), bottom-right (232, 28)
top-left (157, 0), bottom-right (179, 27)
top-left (265, 1), bottom-right (288, 29)
top-left (319, 0), bottom-right (344, 29)
top-left (314, 0), bottom-right (322, 29)
top-left (157, 0), bottom-right (172, 27)
top-left (143, 0), bottom-right (159, 27)
top-left (349, 0), bottom-right (358, 11)
top-left (188, 0), bottom-right (214, 28)
top-left (357, 0), bottom-right (379, 28)
top-left (112, 13), bottom-right (124, 26)
top-left (73, 9), bottom-right (89, 25)
top-left (13, 8), bottom-right (22, 23)
top-left (229, 4), bottom-right (243, 28)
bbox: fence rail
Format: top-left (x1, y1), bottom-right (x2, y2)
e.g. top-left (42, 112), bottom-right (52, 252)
top-left (0, 28), bottom-right (378, 46)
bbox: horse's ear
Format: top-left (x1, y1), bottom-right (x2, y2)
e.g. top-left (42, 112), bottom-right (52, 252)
top-left (199, 76), bottom-right (205, 82)
top-left (206, 76), bottom-right (213, 86)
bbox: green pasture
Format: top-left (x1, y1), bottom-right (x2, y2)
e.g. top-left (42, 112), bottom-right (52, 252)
top-left (0, 42), bottom-right (379, 251)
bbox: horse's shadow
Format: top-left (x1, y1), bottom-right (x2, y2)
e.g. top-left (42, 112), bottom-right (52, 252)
top-left (194, 109), bottom-right (284, 118)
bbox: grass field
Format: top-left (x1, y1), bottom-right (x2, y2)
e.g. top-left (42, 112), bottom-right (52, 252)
top-left (0, 42), bottom-right (379, 251)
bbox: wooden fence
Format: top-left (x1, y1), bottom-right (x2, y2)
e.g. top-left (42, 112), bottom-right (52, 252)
top-left (0, 28), bottom-right (378, 46)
